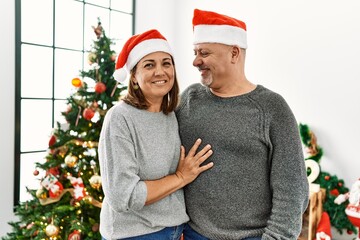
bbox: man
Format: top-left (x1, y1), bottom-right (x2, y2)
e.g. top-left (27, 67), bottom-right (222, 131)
top-left (176, 9), bottom-right (309, 240)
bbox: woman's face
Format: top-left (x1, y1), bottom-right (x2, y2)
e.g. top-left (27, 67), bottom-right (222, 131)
top-left (134, 51), bottom-right (175, 102)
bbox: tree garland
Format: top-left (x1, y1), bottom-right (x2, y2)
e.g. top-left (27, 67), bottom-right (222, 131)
top-left (299, 123), bottom-right (357, 234)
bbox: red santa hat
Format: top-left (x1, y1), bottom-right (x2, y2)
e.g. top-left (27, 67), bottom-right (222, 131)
top-left (316, 212), bottom-right (332, 240)
top-left (192, 9), bottom-right (247, 49)
top-left (113, 29), bottom-right (173, 83)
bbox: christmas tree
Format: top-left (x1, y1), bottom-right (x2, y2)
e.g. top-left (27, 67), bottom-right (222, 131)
top-left (3, 20), bottom-right (126, 240)
top-left (300, 123), bottom-right (357, 235)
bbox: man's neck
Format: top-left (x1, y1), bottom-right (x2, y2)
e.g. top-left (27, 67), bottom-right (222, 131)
top-left (210, 78), bottom-right (256, 98)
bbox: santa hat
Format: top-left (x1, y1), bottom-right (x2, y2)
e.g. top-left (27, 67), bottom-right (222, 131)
top-left (316, 212), bottom-right (332, 240)
top-left (113, 29), bottom-right (173, 83)
top-left (192, 9), bottom-right (247, 49)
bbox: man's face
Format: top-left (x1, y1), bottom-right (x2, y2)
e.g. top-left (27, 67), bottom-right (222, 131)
top-left (193, 43), bottom-right (232, 87)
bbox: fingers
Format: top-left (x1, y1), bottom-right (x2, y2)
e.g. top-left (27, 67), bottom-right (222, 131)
top-left (198, 162), bottom-right (214, 173)
top-left (187, 138), bottom-right (202, 156)
top-left (195, 143), bottom-right (212, 159)
top-left (196, 147), bottom-right (213, 165)
top-left (180, 145), bottom-right (185, 161)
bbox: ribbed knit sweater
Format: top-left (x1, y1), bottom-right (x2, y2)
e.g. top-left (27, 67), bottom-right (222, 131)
top-left (99, 102), bottom-right (189, 239)
top-left (176, 84), bottom-right (309, 240)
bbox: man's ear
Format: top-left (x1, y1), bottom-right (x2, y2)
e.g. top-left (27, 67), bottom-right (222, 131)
top-left (230, 46), bottom-right (241, 63)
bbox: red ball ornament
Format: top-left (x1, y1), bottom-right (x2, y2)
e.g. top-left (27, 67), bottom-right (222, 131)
top-left (72, 78), bottom-right (83, 87)
top-left (324, 175), bottom-right (330, 181)
top-left (33, 169), bottom-right (39, 176)
top-left (330, 188), bottom-right (340, 196)
top-left (94, 82), bottom-right (106, 94)
top-left (83, 108), bottom-right (95, 121)
top-left (68, 230), bottom-right (81, 240)
top-left (48, 135), bottom-right (56, 147)
top-left (338, 182), bottom-right (343, 187)
top-left (347, 229), bottom-right (353, 234)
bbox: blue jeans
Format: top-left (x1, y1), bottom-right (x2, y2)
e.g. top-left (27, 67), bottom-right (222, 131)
top-left (183, 223), bottom-right (261, 240)
top-left (102, 223), bottom-right (184, 240)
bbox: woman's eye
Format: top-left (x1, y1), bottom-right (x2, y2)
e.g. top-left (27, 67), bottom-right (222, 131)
top-left (144, 63), bottom-right (154, 68)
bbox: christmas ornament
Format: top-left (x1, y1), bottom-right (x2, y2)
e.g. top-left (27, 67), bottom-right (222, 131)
top-left (67, 175), bottom-right (86, 200)
top-left (33, 169), bottom-right (39, 176)
top-left (330, 188), bottom-right (340, 196)
top-left (68, 230), bottom-right (81, 240)
top-left (94, 82), bottom-right (106, 94)
top-left (83, 108), bottom-right (95, 121)
top-left (45, 223), bottom-right (59, 237)
top-left (41, 174), bottom-right (64, 198)
top-left (92, 21), bottom-right (103, 39)
top-left (64, 155), bottom-right (78, 168)
top-left (72, 77), bottom-right (82, 88)
top-left (48, 135), bottom-right (57, 147)
top-left (89, 174), bottom-right (102, 189)
top-left (36, 188), bottom-right (47, 199)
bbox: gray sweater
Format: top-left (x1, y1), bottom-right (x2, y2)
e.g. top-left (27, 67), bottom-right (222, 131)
top-left (98, 101), bottom-right (189, 239)
top-left (176, 84), bottom-right (309, 240)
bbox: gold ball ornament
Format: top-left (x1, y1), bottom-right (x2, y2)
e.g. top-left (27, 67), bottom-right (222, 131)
top-left (36, 188), bottom-right (47, 199)
top-left (65, 155), bottom-right (78, 168)
top-left (71, 78), bottom-right (82, 88)
top-left (45, 223), bottom-right (59, 237)
top-left (89, 174), bottom-right (102, 189)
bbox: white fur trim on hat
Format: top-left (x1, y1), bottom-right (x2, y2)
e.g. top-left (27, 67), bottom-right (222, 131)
top-left (193, 24), bottom-right (247, 49)
top-left (126, 38), bottom-right (173, 71)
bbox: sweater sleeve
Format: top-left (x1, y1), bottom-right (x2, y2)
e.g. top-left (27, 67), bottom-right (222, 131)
top-left (262, 94), bottom-right (309, 239)
top-left (98, 106), bottom-right (147, 212)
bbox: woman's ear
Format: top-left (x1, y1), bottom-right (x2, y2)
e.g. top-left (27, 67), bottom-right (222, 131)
top-left (130, 71), bottom-right (137, 84)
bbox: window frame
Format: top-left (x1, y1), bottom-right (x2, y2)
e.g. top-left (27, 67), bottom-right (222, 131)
top-left (14, 0), bottom-right (136, 206)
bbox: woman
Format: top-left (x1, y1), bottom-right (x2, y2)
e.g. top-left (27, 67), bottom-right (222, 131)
top-left (98, 29), bottom-right (214, 240)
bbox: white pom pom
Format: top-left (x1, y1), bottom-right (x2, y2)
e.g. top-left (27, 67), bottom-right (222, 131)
top-left (113, 68), bottom-right (128, 83)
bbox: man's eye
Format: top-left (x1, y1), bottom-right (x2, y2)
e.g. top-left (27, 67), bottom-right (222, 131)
top-left (200, 51), bottom-right (209, 57)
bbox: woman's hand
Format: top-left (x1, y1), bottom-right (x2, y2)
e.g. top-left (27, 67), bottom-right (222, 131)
top-left (144, 138), bottom-right (213, 205)
top-left (175, 138), bottom-right (213, 186)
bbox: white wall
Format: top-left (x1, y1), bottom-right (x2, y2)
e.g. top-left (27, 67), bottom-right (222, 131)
top-left (0, 0), bottom-right (16, 237)
top-left (1, 0), bottom-right (359, 238)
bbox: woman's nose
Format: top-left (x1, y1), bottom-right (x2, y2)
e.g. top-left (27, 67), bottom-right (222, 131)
top-left (155, 66), bottom-right (165, 76)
